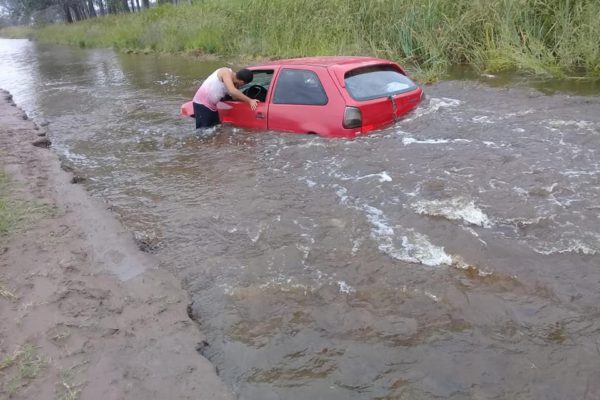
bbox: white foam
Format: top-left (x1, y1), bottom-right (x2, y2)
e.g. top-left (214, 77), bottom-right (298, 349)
top-left (472, 115), bottom-right (494, 124)
top-left (363, 204), bottom-right (395, 236)
top-left (296, 242), bottom-right (311, 263)
top-left (533, 240), bottom-right (599, 256)
top-left (399, 233), bottom-right (454, 266)
top-left (483, 141), bottom-right (500, 148)
top-left (362, 205), bottom-right (453, 266)
top-left (488, 178), bottom-right (508, 189)
top-left (412, 197), bottom-right (492, 228)
top-left (453, 259), bottom-right (494, 276)
top-left (403, 137), bottom-right (471, 145)
top-left (428, 97), bottom-right (462, 111)
top-left (401, 97), bottom-right (461, 122)
top-left (60, 147), bottom-right (89, 162)
top-left (356, 171), bottom-right (392, 182)
top-left (330, 170), bottom-right (392, 183)
top-left (333, 184), bottom-right (349, 204)
top-left (503, 109), bottom-right (536, 118)
top-left (301, 177), bottom-right (317, 187)
top-left (423, 290), bottom-right (440, 302)
top-left (220, 283), bottom-right (235, 295)
top-left (380, 171), bottom-right (392, 182)
top-left (248, 223), bottom-right (266, 243)
top-left (403, 137), bottom-right (449, 145)
top-left (296, 139), bottom-right (327, 148)
top-left (547, 119), bottom-right (596, 133)
top-left (351, 238), bottom-right (363, 255)
top-left (259, 275), bottom-right (313, 294)
top-left (560, 170), bottom-right (599, 177)
top-left (197, 126), bottom-right (218, 136)
top-left (337, 281), bottom-right (356, 294)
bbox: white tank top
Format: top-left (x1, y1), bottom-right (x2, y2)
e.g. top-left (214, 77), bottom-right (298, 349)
top-left (192, 68), bottom-right (231, 111)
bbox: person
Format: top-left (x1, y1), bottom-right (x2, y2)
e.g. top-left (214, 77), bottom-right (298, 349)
top-left (192, 67), bottom-right (258, 129)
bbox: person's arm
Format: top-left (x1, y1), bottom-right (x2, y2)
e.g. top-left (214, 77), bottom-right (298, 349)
top-left (220, 69), bottom-right (259, 110)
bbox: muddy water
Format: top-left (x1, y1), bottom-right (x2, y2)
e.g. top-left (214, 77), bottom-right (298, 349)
top-left (2, 38), bottom-right (600, 400)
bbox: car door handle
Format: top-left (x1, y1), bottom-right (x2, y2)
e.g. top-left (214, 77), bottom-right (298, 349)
top-left (256, 112), bottom-right (265, 119)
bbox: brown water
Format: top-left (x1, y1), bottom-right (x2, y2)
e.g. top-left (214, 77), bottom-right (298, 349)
top-left (2, 38), bottom-right (600, 400)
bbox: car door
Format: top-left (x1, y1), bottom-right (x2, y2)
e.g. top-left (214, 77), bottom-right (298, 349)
top-left (217, 69), bottom-right (276, 130)
top-left (267, 67), bottom-right (344, 136)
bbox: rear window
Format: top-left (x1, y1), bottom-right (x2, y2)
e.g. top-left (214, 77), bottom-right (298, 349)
top-left (345, 66), bottom-right (417, 101)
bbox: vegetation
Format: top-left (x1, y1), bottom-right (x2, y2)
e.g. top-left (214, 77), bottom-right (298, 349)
top-left (0, 344), bottom-right (46, 396)
top-left (58, 368), bottom-right (82, 400)
top-left (0, 170), bottom-right (54, 240)
top-left (0, 280), bottom-right (17, 300)
top-left (1, 0), bottom-right (600, 80)
top-left (0, 171), bottom-right (24, 238)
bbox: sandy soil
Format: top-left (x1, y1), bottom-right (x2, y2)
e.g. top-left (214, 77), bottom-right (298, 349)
top-left (0, 89), bottom-right (235, 400)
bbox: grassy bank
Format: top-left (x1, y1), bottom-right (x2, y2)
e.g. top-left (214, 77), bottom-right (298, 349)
top-left (0, 170), bottom-right (52, 239)
top-left (0, 171), bottom-right (22, 238)
top-left (2, 0), bottom-right (600, 80)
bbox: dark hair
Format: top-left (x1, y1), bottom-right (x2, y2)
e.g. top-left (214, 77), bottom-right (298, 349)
top-left (236, 68), bottom-right (253, 84)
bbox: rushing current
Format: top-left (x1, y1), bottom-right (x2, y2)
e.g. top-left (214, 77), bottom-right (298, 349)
top-left (2, 38), bottom-right (600, 400)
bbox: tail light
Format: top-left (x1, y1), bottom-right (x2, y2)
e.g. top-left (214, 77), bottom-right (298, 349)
top-left (343, 106), bottom-right (362, 129)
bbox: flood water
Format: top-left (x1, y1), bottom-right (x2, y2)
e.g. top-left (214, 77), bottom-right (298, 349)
top-left (2, 38), bottom-right (600, 400)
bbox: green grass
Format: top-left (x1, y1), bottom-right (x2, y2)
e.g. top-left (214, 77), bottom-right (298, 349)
top-left (1, 0), bottom-right (599, 80)
top-left (0, 170), bottom-right (55, 240)
top-left (0, 25), bottom-right (34, 39)
top-left (0, 171), bottom-right (25, 238)
top-left (0, 344), bottom-right (46, 396)
top-left (57, 368), bottom-right (82, 400)
top-left (0, 282), bottom-right (17, 300)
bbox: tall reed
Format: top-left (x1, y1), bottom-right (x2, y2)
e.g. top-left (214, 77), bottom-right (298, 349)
top-left (3, 0), bottom-right (599, 79)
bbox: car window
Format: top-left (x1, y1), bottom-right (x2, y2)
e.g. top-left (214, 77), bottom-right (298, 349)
top-left (225, 69), bottom-right (274, 103)
top-left (345, 65), bottom-right (417, 101)
top-left (273, 69), bottom-right (328, 105)
top-left (239, 70), bottom-right (274, 92)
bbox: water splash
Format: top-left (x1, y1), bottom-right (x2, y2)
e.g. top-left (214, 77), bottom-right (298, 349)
top-left (402, 97), bottom-right (462, 122)
top-left (402, 137), bottom-right (472, 145)
top-left (363, 204), bottom-right (454, 267)
top-left (412, 197), bottom-right (492, 228)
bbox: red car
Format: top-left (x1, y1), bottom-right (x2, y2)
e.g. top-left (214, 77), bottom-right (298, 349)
top-left (181, 56), bottom-right (422, 138)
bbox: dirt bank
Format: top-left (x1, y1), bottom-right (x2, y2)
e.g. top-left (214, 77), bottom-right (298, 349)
top-left (0, 89), bottom-right (234, 400)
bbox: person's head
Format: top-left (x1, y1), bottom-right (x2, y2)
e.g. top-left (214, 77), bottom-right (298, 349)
top-left (233, 68), bottom-right (253, 88)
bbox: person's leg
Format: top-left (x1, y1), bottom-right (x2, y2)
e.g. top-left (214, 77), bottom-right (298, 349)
top-left (193, 102), bottom-right (205, 129)
top-left (206, 107), bottom-right (220, 126)
top-left (193, 102), bottom-right (220, 129)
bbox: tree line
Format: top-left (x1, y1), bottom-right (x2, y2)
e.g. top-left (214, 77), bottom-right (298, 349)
top-left (0, 0), bottom-right (182, 25)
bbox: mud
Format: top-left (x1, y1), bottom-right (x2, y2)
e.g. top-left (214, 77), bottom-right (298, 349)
top-left (0, 89), bottom-right (234, 399)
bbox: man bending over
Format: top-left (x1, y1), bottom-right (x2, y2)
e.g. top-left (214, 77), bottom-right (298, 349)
top-left (193, 68), bottom-right (258, 129)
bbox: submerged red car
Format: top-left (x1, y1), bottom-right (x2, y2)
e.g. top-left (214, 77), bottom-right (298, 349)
top-left (181, 56), bottom-right (422, 138)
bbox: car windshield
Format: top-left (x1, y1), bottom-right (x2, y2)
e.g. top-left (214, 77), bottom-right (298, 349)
top-left (344, 65), bottom-right (417, 101)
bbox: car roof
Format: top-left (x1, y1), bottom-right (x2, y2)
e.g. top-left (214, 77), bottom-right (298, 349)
top-left (250, 56), bottom-right (405, 90)
top-left (253, 56), bottom-right (395, 69)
